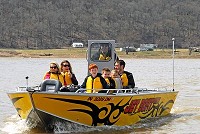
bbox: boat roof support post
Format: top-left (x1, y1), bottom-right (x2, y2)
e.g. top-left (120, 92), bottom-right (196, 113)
top-left (172, 38), bottom-right (175, 91)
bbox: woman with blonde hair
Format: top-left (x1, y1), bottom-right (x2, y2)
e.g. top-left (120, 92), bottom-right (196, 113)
top-left (60, 60), bottom-right (78, 86)
top-left (43, 62), bottom-right (64, 83)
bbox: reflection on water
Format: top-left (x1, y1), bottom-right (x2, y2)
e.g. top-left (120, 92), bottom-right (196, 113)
top-left (0, 58), bottom-right (200, 133)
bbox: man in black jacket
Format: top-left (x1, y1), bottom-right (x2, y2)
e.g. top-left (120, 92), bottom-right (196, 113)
top-left (114, 60), bottom-right (135, 88)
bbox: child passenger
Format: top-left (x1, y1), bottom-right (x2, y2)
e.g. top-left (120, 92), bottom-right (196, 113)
top-left (101, 68), bottom-right (116, 89)
top-left (81, 63), bottom-right (108, 93)
top-left (111, 69), bottom-right (123, 89)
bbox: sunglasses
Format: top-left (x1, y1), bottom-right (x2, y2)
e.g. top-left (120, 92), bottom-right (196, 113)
top-left (50, 66), bottom-right (57, 69)
top-left (63, 64), bottom-right (70, 67)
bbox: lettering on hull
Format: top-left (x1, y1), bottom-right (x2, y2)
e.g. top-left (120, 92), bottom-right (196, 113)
top-left (46, 97), bottom-right (174, 126)
top-left (87, 97), bottom-right (112, 101)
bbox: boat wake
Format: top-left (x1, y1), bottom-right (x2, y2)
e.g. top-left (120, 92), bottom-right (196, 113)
top-left (53, 120), bottom-right (94, 133)
top-left (0, 114), bottom-right (132, 133)
top-left (1, 113), bottom-right (183, 134)
top-left (53, 120), bottom-right (133, 134)
top-left (1, 115), bottom-right (131, 133)
top-left (0, 115), bottom-right (29, 134)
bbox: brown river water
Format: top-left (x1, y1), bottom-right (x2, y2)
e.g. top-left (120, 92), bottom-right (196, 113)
top-left (0, 58), bottom-right (199, 134)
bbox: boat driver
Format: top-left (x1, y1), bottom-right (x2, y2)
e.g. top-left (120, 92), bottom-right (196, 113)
top-left (92, 43), bottom-right (111, 61)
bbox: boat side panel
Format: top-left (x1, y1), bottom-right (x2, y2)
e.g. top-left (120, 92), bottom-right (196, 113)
top-left (32, 92), bottom-right (178, 126)
top-left (7, 92), bottom-right (33, 119)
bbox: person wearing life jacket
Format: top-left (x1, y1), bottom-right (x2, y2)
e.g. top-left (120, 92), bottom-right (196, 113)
top-left (114, 60), bottom-right (135, 89)
top-left (43, 62), bottom-right (64, 84)
top-left (98, 43), bottom-right (111, 60)
top-left (60, 60), bottom-right (78, 86)
top-left (81, 63), bottom-right (109, 93)
top-left (101, 68), bottom-right (116, 89)
top-left (91, 43), bottom-right (119, 61)
top-left (111, 69), bottom-right (123, 89)
top-left (92, 43), bottom-right (112, 61)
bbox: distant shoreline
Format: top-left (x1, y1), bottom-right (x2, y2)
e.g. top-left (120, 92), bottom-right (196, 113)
top-left (0, 48), bottom-right (200, 59)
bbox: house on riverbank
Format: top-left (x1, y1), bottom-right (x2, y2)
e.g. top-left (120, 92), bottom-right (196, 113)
top-left (71, 42), bottom-right (84, 48)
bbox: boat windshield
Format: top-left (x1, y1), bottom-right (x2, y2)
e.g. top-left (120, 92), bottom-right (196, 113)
top-left (90, 43), bottom-right (112, 61)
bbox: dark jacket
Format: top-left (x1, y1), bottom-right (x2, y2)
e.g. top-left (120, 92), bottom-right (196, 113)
top-left (123, 71), bottom-right (135, 88)
top-left (108, 77), bottom-right (116, 89)
top-left (71, 73), bottom-right (78, 85)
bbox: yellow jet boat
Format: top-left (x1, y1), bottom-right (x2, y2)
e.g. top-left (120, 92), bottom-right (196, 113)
top-left (7, 40), bottom-right (178, 131)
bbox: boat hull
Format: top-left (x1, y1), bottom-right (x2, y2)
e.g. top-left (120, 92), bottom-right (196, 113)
top-left (7, 91), bottom-right (178, 128)
top-left (7, 92), bottom-right (33, 119)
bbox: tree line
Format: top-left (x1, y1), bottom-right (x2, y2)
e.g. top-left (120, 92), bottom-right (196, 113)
top-left (0, 0), bottom-right (200, 49)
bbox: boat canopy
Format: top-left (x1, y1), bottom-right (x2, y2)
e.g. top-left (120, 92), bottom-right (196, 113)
top-left (87, 40), bottom-right (116, 74)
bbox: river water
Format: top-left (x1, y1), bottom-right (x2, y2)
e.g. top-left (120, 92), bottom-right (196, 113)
top-left (0, 58), bottom-right (199, 134)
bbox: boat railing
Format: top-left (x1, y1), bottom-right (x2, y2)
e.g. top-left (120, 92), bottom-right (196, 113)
top-left (16, 86), bottom-right (40, 92)
top-left (75, 87), bottom-right (172, 94)
top-left (16, 85), bottom-right (172, 93)
top-left (75, 88), bottom-right (139, 94)
top-left (135, 87), bottom-right (172, 92)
